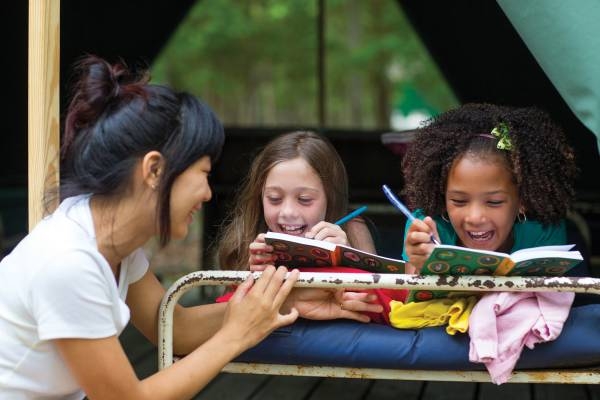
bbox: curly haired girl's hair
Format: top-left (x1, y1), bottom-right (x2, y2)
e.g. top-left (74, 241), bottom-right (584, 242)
top-left (401, 103), bottom-right (577, 225)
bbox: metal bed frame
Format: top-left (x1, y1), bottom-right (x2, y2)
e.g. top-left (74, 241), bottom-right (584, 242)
top-left (158, 271), bottom-right (600, 384)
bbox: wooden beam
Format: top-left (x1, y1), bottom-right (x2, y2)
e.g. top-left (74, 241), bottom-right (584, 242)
top-left (28, 0), bottom-right (60, 230)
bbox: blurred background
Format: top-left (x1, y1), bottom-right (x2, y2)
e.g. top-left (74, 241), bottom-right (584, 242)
top-left (3, 0), bottom-right (599, 281)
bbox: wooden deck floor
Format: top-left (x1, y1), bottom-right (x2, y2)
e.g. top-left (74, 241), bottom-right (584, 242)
top-left (121, 318), bottom-right (600, 400)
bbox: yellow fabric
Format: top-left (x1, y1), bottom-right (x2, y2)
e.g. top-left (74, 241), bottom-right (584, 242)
top-left (389, 296), bottom-right (478, 335)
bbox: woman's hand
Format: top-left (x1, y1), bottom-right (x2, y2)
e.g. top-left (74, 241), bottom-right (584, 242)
top-left (284, 288), bottom-right (383, 323)
top-left (305, 221), bottom-right (348, 245)
top-left (404, 216), bottom-right (439, 273)
top-left (219, 266), bottom-right (299, 350)
top-left (248, 233), bottom-right (276, 271)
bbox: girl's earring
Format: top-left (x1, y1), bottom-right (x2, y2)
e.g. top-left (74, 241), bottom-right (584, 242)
top-left (441, 211), bottom-right (450, 222)
top-left (151, 183), bottom-right (157, 190)
top-left (517, 210), bottom-right (527, 223)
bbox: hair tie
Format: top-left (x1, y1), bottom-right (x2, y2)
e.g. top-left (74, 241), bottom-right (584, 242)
top-left (490, 122), bottom-right (512, 151)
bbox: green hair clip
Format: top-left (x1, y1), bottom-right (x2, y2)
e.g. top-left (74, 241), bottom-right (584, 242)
top-left (490, 122), bottom-right (512, 151)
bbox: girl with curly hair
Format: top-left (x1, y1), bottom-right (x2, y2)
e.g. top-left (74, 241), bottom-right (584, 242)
top-left (401, 103), bottom-right (577, 274)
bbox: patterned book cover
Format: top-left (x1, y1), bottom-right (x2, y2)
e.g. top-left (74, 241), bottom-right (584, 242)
top-left (265, 232), bottom-right (406, 273)
top-left (407, 244), bottom-right (582, 302)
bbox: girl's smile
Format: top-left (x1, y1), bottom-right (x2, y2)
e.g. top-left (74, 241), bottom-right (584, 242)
top-left (445, 153), bottom-right (521, 253)
top-left (262, 157), bottom-right (327, 237)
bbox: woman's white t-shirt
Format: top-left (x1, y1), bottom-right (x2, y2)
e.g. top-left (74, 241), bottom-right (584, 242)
top-left (0, 195), bottom-right (149, 399)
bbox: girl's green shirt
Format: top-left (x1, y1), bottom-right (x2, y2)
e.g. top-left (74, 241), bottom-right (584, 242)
top-left (401, 209), bottom-right (566, 261)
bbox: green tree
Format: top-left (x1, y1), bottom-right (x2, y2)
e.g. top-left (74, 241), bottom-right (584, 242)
top-left (152, 0), bottom-right (457, 129)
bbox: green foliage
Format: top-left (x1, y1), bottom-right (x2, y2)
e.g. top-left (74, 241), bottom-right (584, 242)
top-left (152, 0), bottom-right (457, 128)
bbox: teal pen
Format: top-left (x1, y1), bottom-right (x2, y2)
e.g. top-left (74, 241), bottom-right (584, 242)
top-left (382, 184), bottom-right (440, 245)
top-left (334, 205), bottom-right (368, 225)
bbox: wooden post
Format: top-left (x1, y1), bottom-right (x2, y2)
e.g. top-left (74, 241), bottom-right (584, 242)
top-left (28, 0), bottom-right (60, 230)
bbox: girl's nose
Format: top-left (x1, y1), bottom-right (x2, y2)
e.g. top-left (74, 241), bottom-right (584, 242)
top-left (465, 205), bottom-right (486, 224)
top-left (279, 199), bottom-right (298, 218)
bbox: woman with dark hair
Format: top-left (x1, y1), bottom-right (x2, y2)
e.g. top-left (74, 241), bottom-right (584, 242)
top-left (0, 56), bottom-right (332, 399)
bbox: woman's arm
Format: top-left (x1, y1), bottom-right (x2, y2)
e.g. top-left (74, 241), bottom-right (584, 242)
top-left (58, 266), bottom-right (298, 399)
top-left (126, 270), bottom-right (229, 353)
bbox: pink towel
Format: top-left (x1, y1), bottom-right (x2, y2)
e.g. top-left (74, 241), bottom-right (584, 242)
top-left (468, 291), bottom-right (574, 384)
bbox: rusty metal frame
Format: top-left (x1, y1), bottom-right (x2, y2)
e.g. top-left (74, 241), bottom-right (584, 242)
top-left (158, 271), bottom-right (600, 384)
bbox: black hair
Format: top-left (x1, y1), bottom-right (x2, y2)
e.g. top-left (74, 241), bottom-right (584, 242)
top-left (401, 103), bottom-right (577, 225)
top-left (57, 55), bottom-right (224, 246)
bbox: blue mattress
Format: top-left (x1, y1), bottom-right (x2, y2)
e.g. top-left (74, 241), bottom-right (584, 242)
top-left (236, 304), bottom-right (600, 370)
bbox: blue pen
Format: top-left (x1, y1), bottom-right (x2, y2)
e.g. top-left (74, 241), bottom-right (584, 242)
top-left (382, 184), bottom-right (440, 245)
top-left (334, 205), bottom-right (368, 225)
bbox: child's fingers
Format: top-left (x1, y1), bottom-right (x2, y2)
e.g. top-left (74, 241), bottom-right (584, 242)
top-left (338, 304), bottom-right (370, 323)
top-left (408, 218), bottom-right (439, 246)
top-left (249, 241), bottom-right (273, 254)
top-left (249, 263), bottom-right (269, 271)
top-left (409, 218), bottom-right (431, 235)
top-left (248, 238), bottom-right (276, 268)
top-left (339, 310), bottom-right (371, 323)
top-left (306, 222), bottom-right (348, 244)
top-left (305, 221), bottom-right (328, 237)
top-left (405, 219), bottom-right (437, 272)
top-left (341, 299), bottom-right (384, 314)
top-left (332, 289), bottom-right (372, 323)
top-left (407, 230), bottom-right (431, 248)
top-left (276, 307), bottom-right (299, 327)
top-left (248, 252), bottom-right (276, 266)
top-left (340, 292), bottom-right (383, 313)
top-left (423, 216), bottom-right (441, 243)
top-left (341, 291), bottom-right (377, 303)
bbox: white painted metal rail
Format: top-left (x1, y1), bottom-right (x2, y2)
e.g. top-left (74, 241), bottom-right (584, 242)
top-left (158, 271), bottom-right (600, 384)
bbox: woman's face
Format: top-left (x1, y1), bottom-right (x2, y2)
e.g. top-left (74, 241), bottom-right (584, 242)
top-left (445, 153), bottom-right (521, 253)
top-left (262, 157), bottom-right (327, 237)
top-left (169, 156), bottom-right (212, 240)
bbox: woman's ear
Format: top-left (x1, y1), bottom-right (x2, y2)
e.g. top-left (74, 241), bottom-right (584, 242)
top-left (141, 151), bottom-right (164, 190)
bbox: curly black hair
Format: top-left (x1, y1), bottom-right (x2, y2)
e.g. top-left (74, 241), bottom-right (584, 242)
top-left (401, 103), bottom-right (577, 225)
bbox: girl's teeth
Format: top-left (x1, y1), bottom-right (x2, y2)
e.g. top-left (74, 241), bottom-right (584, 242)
top-left (469, 231), bottom-right (492, 240)
top-left (281, 225), bottom-right (304, 234)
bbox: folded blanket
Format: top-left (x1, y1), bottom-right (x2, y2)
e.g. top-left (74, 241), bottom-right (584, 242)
top-left (469, 291), bottom-right (574, 384)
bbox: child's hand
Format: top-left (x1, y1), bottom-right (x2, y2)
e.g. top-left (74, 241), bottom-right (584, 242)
top-left (404, 216), bottom-right (440, 273)
top-left (305, 221), bottom-right (349, 245)
top-left (248, 233), bottom-right (276, 270)
top-left (284, 288), bottom-right (383, 323)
